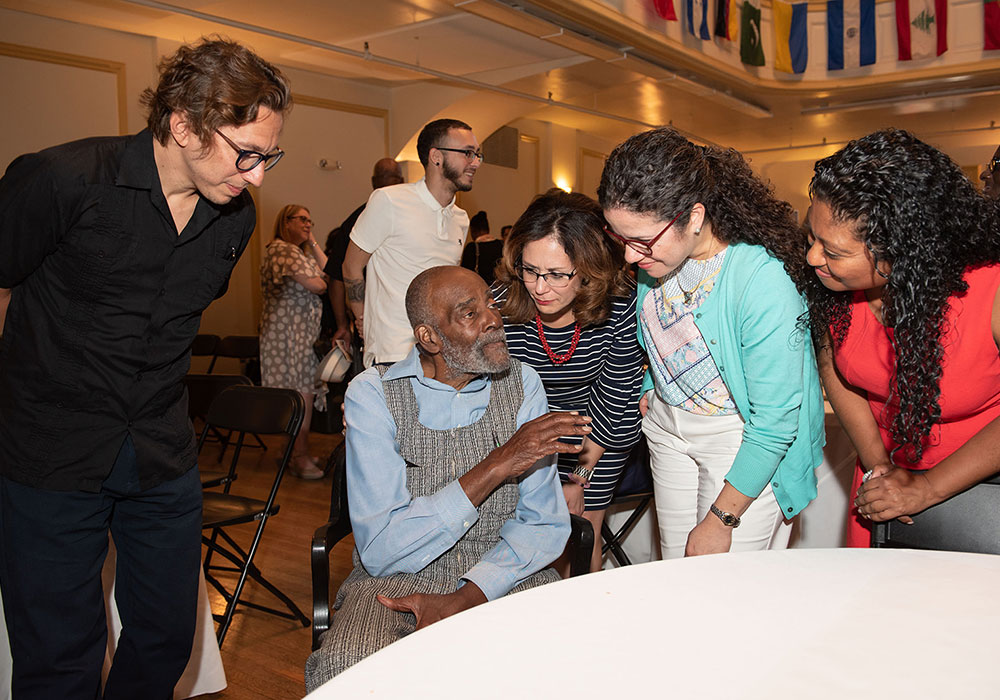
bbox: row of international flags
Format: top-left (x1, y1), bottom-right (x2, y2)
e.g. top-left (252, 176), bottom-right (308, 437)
top-left (651, 0), bottom-right (1000, 74)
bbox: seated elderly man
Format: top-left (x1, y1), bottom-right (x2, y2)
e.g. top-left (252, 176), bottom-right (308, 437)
top-left (305, 266), bottom-right (590, 687)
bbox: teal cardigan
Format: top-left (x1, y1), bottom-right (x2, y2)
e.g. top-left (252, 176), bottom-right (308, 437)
top-left (636, 243), bottom-right (825, 518)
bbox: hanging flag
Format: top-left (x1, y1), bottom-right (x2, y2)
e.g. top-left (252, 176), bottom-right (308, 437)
top-left (652, 0), bottom-right (678, 21)
top-left (827, 0), bottom-right (876, 70)
top-left (895, 0), bottom-right (947, 60)
top-left (741, 0), bottom-right (765, 65)
top-left (987, 0), bottom-right (1000, 50)
top-left (687, 0), bottom-right (711, 39)
top-left (773, 0), bottom-right (809, 73)
top-left (715, 0), bottom-right (739, 41)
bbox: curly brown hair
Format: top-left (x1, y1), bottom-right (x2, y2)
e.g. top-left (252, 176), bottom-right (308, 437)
top-left (141, 37), bottom-right (292, 148)
top-left (495, 189), bottom-right (630, 327)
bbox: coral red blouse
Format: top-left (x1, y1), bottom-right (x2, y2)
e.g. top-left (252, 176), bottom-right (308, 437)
top-left (833, 264), bottom-right (1000, 546)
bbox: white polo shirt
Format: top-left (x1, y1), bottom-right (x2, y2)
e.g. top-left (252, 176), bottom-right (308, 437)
top-left (350, 178), bottom-right (468, 365)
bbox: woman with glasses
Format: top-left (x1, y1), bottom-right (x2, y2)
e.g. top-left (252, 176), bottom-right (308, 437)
top-left (798, 129), bottom-right (1000, 545)
top-left (492, 189), bottom-right (645, 572)
top-left (260, 204), bottom-right (330, 479)
top-left (599, 127), bottom-right (824, 558)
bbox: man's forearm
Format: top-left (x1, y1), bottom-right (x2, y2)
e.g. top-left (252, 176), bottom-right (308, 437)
top-left (344, 276), bottom-right (365, 321)
top-left (458, 454), bottom-right (514, 507)
top-left (458, 412), bottom-right (592, 506)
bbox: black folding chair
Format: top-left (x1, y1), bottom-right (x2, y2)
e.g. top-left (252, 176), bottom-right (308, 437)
top-left (199, 385), bottom-right (310, 645)
top-left (191, 333), bottom-right (221, 373)
top-left (185, 373), bottom-right (252, 486)
top-left (567, 514), bottom-right (595, 576)
top-left (309, 444), bottom-right (595, 651)
top-left (602, 437), bottom-right (654, 567)
top-left (311, 442), bottom-right (353, 651)
top-left (214, 335), bottom-right (261, 384)
top-left (871, 473), bottom-right (1000, 554)
top-left (212, 335), bottom-right (267, 450)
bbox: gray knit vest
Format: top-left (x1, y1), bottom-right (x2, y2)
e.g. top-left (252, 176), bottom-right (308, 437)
top-left (376, 359), bottom-right (523, 584)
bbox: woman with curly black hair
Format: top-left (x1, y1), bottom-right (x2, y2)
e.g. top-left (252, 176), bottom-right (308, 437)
top-left (599, 127), bottom-right (825, 558)
top-left (801, 128), bottom-right (1000, 546)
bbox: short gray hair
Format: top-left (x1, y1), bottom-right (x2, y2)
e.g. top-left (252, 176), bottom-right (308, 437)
top-left (405, 267), bottom-right (447, 329)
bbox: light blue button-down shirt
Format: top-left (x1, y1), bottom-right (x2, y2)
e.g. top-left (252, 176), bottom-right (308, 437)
top-left (343, 347), bottom-right (570, 601)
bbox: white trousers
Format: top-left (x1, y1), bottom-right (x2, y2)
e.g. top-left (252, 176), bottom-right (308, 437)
top-left (642, 394), bottom-right (792, 560)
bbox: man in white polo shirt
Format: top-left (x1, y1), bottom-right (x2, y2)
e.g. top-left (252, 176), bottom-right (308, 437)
top-left (343, 118), bottom-right (482, 366)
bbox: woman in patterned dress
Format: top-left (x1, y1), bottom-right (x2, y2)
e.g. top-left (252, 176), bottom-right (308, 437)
top-left (599, 127), bottom-right (825, 558)
top-left (260, 204), bottom-right (329, 479)
top-left (492, 189), bottom-right (645, 572)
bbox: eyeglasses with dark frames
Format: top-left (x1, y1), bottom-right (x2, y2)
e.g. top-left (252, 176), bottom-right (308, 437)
top-left (215, 129), bottom-right (285, 172)
top-left (434, 146), bottom-right (485, 162)
top-left (602, 210), bottom-right (684, 257)
top-left (287, 215), bottom-right (313, 226)
top-left (516, 263), bottom-right (577, 288)
top-left (988, 156), bottom-right (1000, 175)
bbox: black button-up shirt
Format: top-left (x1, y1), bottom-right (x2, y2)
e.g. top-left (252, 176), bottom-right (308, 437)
top-left (0, 130), bottom-right (255, 492)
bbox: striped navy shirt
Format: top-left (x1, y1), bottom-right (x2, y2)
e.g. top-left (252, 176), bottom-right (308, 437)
top-left (492, 280), bottom-right (645, 507)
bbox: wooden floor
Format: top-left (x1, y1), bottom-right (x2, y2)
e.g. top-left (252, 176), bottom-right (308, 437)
top-left (200, 428), bottom-right (354, 700)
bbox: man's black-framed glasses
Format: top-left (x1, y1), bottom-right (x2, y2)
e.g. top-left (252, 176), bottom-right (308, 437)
top-left (988, 156), bottom-right (1000, 175)
top-left (434, 146), bottom-right (484, 162)
top-left (516, 263), bottom-right (577, 288)
top-left (602, 210), bottom-right (684, 257)
top-left (215, 129), bottom-right (285, 172)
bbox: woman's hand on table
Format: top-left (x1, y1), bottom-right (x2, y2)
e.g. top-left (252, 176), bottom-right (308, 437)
top-left (685, 517), bottom-right (734, 557)
top-left (855, 463), bottom-right (934, 524)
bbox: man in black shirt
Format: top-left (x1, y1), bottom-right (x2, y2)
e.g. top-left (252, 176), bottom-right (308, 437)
top-left (0, 38), bottom-right (291, 699)
top-left (323, 157), bottom-right (404, 344)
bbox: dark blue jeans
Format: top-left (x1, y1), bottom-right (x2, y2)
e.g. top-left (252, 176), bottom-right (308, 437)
top-left (0, 435), bottom-right (203, 700)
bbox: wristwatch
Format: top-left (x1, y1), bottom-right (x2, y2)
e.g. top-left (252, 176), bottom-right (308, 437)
top-left (570, 464), bottom-right (594, 487)
top-left (709, 504), bottom-right (741, 528)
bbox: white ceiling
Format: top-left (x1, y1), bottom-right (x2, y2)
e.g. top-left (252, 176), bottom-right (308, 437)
top-left (3, 0), bottom-right (999, 157)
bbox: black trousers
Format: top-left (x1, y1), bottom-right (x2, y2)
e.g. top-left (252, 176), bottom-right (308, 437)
top-left (0, 436), bottom-right (203, 700)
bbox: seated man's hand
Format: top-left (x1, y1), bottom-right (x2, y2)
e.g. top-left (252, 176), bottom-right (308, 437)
top-left (376, 582), bottom-right (487, 631)
top-left (492, 412), bottom-right (592, 480)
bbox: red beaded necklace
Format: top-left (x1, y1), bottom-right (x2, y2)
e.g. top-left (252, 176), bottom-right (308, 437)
top-left (535, 314), bottom-right (582, 365)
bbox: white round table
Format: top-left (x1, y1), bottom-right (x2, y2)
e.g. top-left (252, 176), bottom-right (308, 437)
top-left (307, 548), bottom-right (1000, 699)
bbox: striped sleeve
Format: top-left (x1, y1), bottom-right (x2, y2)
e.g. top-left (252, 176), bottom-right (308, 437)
top-left (586, 288), bottom-right (645, 451)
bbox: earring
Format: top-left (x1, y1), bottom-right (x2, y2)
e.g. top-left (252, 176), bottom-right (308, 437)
top-left (694, 227), bottom-right (701, 234)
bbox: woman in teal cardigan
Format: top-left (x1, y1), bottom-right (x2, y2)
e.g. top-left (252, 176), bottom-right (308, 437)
top-left (598, 128), bottom-right (824, 558)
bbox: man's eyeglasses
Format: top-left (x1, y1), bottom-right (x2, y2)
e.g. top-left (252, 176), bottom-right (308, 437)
top-left (434, 146), bottom-right (484, 162)
top-left (287, 215), bottom-right (313, 225)
top-left (215, 129), bottom-right (285, 172)
top-left (987, 156), bottom-right (1000, 175)
top-left (516, 264), bottom-right (577, 288)
top-left (602, 210), bottom-right (684, 257)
